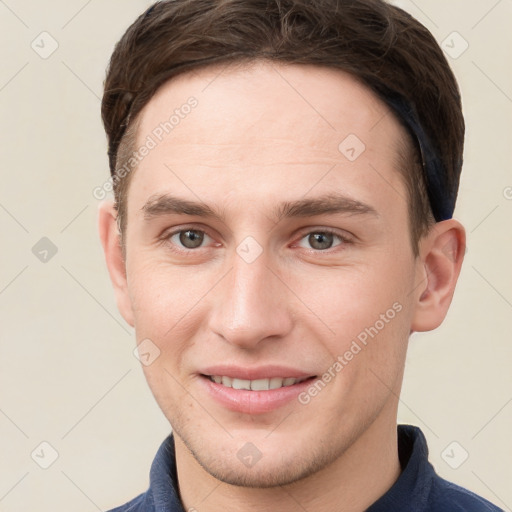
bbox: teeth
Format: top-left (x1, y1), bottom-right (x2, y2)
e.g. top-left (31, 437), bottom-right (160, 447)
top-left (232, 378), bottom-right (251, 390)
top-left (251, 378), bottom-right (270, 391)
top-left (269, 377), bottom-right (284, 389)
top-left (210, 376), bottom-right (308, 390)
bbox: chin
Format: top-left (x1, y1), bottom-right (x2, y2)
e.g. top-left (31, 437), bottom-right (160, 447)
top-left (175, 424), bottom-right (341, 488)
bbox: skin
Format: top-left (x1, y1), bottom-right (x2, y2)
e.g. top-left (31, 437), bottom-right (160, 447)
top-left (99, 60), bottom-right (465, 512)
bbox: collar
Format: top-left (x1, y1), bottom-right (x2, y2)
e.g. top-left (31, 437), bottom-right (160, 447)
top-left (367, 425), bottom-right (435, 511)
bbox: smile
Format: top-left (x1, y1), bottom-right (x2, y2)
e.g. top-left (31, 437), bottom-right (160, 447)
top-left (208, 375), bottom-right (310, 390)
top-left (200, 371), bottom-right (317, 414)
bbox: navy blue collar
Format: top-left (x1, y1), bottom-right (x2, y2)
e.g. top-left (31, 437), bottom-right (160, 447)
top-left (368, 425), bottom-right (434, 511)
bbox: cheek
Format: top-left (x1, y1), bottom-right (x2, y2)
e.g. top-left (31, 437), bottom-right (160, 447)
top-left (295, 253), bottom-right (415, 379)
top-left (125, 255), bottom-right (219, 367)
top-left (295, 261), bottom-right (411, 331)
top-left (127, 255), bottom-right (201, 319)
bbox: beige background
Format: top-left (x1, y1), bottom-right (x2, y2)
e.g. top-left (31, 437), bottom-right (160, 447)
top-left (1, 0), bottom-right (511, 510)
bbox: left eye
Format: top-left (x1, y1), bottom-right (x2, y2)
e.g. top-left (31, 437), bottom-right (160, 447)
top-left (168, 229), bottom-right (213, 249)
top-left (297, 231), bottom-right (345, 251)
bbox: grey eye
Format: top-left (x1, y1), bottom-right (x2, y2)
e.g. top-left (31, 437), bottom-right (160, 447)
top-left (298, 231), bottom-right (343, 251)
top-left (172, 229), bottom-right (208, 249)
top-left (309, 232), bottom-right (333, 250)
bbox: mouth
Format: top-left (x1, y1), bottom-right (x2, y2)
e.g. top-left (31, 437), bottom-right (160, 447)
top-left (198, 369), bottom-right (317, 414)
top-left (205, 375), bottom-right (312, 390)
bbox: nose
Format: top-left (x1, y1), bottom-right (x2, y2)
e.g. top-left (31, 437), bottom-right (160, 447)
top-left (207, 247), bottom-right (294, 350)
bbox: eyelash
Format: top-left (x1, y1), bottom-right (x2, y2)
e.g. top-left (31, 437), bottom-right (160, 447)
top-left (160, 226), bottom-right (353, 254)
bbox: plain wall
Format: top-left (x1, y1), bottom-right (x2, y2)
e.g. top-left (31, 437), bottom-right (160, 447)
top-left (0, 0), bottom-right (511, 510)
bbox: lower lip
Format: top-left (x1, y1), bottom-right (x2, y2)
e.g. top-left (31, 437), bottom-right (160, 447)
top-left (199, 376), bottom-right (315, 414)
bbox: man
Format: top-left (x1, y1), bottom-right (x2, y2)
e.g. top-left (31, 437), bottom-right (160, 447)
top-left (98, 0), bottom-right (502, 510)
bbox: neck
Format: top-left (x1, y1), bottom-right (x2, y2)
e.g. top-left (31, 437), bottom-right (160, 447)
top-left (175, 408), bottom-right (401, 512)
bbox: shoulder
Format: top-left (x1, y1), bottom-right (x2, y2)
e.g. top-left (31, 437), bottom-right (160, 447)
top-left (429, 474), bottom-right (504, 511)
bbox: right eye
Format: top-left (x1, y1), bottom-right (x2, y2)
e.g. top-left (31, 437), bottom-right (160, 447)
top-left (166, 228), bottom-right (214, 250)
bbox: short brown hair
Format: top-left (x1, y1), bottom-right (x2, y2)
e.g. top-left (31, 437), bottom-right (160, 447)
top-left (101, 0), bottom-right (464, 254)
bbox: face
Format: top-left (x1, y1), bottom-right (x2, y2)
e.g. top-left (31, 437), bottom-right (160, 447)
top-left (120, 61), bottom-right (424, 486)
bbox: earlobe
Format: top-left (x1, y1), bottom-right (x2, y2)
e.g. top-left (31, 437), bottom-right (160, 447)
top-left (411, 219), bottom-right (466, 332)
top-left (97, 201), bottom-right (135, 327)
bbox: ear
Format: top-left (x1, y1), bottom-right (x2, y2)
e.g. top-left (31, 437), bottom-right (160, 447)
top-left (410, 219), bottom-right (466, 332)
top-left (97, 201), bottom-right (135, 327)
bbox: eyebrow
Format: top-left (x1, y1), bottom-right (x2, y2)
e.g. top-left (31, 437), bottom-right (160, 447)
top-left (142, 192), bottom-right (379, 223)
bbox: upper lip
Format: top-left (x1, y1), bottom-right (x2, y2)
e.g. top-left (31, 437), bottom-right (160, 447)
top-left (199, 365), bottom-right (315, 380)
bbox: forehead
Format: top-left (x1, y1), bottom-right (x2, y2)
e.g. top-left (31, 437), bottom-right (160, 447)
top-left (129, 60), bottom-right (408, 217)
top-left (137, 59), bottom-right (401, 148)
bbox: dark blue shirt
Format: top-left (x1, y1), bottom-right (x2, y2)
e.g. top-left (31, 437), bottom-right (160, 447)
top-left (108, 425), bottom-right (503, 511)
